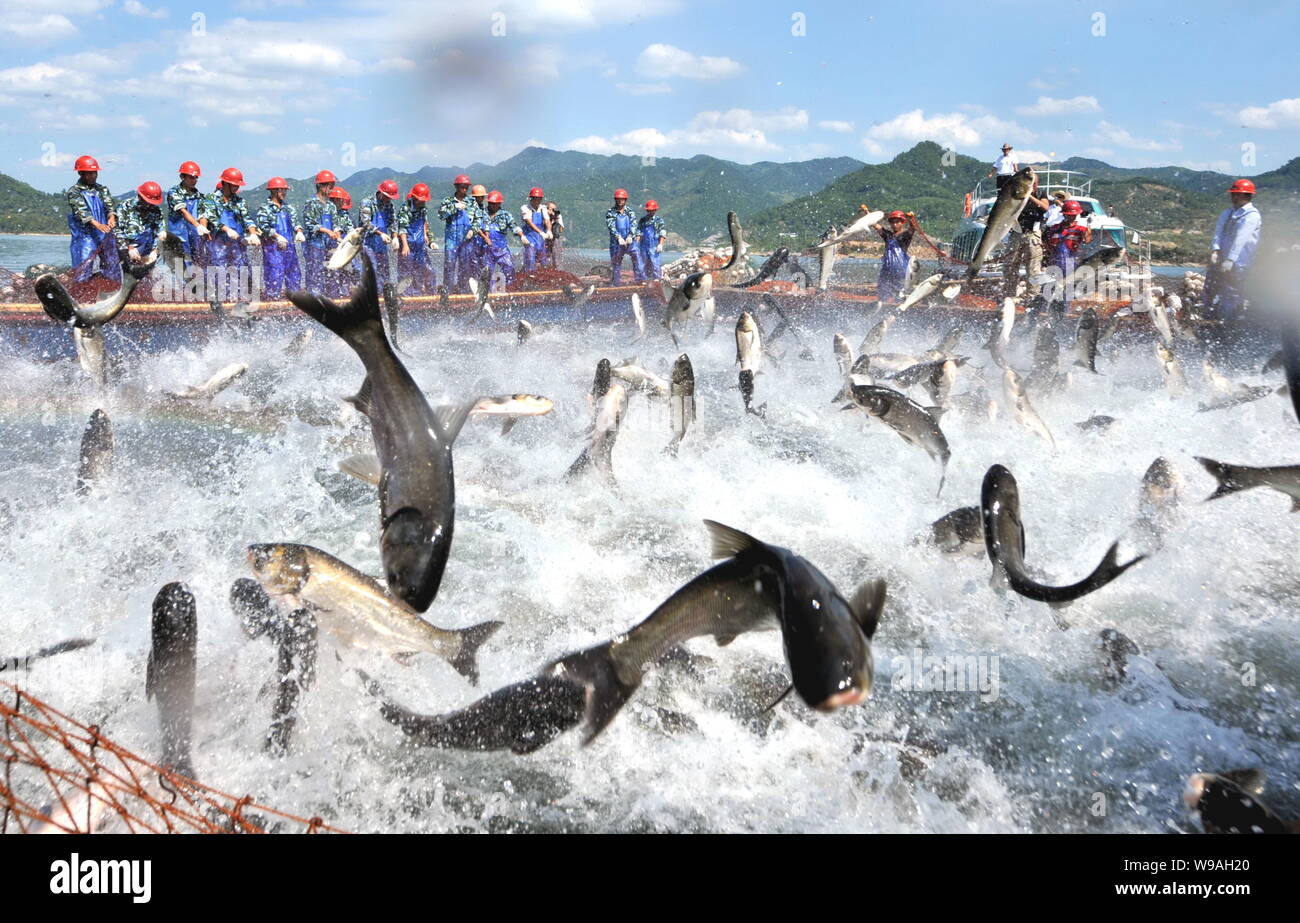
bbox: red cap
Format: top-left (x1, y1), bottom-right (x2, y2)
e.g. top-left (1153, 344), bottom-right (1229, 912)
top-left (266, 176), bottom-right (290, 190)
top-left (486, 190), bottom-right (504, 204)
top-left (453, 174), bottom-right (471, 186)
top-left (528, 187), bottom-right (544, 198)
top-left (1061, 200), bottom-right (1083, 216)
top-left (378, 179), bottom-right (399, 200)
top-left (408, 182), bottom-right (431, 202)
top-left (888, 210), bottom-right (906, 220)
top-left (178, 161), bottom-right (200, 177)
top-left (315, 169), bottom-right (337, 185)
top-left (137, 181), bottom-right (164, 205)
top-left (1229, 178), bottom-right (1256, 195)
top-left (74, 155), bottom-right (100, 172)
top-left (644, 200), bottom-right (658, 211)
top-left (614, 188), bottom-right (628, 200)
top-left (328, 186), bottom-right (347, 201)
top-left (341, 191), bottom-right (352, 208)
top-left (220, 167), bottom-right (246, 188)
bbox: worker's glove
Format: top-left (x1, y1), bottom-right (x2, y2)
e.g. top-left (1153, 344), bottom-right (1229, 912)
top-left (456, 200), bottom-right (467, 210)
top-left (543, 231), bottom-right (553, 240)
top-left (275, 233), bottom-right (288, 250)
top-left (656, 242), bottom-right (664, 253)
top-left (294, 230), bottom-right (306, 243)
top-left (1221, 259), bottom-right (1235, 272)
top-left (127, 247), bottom-right (141, 262)
top-left (1209, 251), bottom-right (1220, 265)
top-left (196, 225), bottom-right (210, 237)
top-left (224, 226), bottom-right (239, 240)
top-left (245, 233), bottom-right (261, 246)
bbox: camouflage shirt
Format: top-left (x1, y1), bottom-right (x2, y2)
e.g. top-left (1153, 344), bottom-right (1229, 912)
top-left (301, 196), bottom-right (339, 245)
top-left (199, 191), bottom-right (256, 232)
top-left (117, 199), bottom-right (163, 244)
top-left (335, 208), bottom-right (354, 234)
top-left (470, 207), bottom-right (519, 235)
top-left (166, 182), bottom-right (206, 221)
top-left (436, 194), bottom-right (472, 222)
top-left (605, 206), bottom-right (635, 238)
top-left (65, 180), bottom-right (116, 224)
top-left (636, 214), bottom-right (666, 239)
top-left (358, 196), bottom-right (398, 238)
top-left (254, 200), bottom-right (301, 239)
top-left (397, 200), bottom-right (427, 234)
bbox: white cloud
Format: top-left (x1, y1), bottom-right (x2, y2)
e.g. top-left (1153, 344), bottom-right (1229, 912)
top-left (0, 12), bottom-right (77, 41)
top-left (1179, 160), bottom-right (1232, 173)
top-left (818, 120), bottom-right (854, 133)
top-left (636, 43), bottom-right (743, 80)
top-left (123, 0), bottom-right (166, 17)
top-left (239, 120), bottom-right (276, 135)
top-left (861, 138), bottom-right (886, 157)
top-left (1028, 77), bottom-right (1053, 91)
top-left (691, 107), bottom-right (807, 133)
top-left (1015, 95), bottom-right (1101, 117)
top-left (1008, 149), bottom-right (1053, 163)
top-left (865, 108), bottom-right (1034, 151)
top-left (1093, 120), bottom-right (1181, 152)
top-left (617, 82), bottom-right (672, 96)
top-left (1238, 98), bottom-right (1300, 129)
top-left (374, 56), bottom-right (417, 73)
top-left (565, 108), bottom-right (809, 161)
top-left (124, 114), bottom-right (150, 130)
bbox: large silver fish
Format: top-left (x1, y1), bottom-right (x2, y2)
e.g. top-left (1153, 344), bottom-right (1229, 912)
top-left (895, 273), bottom-right (945, 313)
top-left (1003, 367), bottom-right (1055, 447)
top-left (147, 582), bottom-right (198, 778)
top-left (75, 408), bottom-right (113, 496)
top-left (567, 381), bottom-right (627, 485)
top-left (849, 383), bottom-right (950, 494)
top-left (1196, 457), bottom-right (1300, 510)
top-left (966, 167), bottom-right (1034, 279)
top-left (662, 271), bottom-right (714, 346)
top-left (668, 353), bottom-right (696, 455)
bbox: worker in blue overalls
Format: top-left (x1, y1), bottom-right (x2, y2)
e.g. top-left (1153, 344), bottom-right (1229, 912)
top-left (117, 181), bottom-right (165, 265)
top-left (65, 154), bottom-right (121, 283)
top-left (606, 188), bottom-right (638, 284)
top-left (470, 190), bottom-right (526, 291)
top-left (634, 199), bottom-right (666, 281)
top-left (519, 186), bottom-right (551, 274)
top-left (455, 185), bottom-right (490, 288)
top-left (200, 167), bottom-right (261, 307)
top-left (255, 177), bottom-right (304, 299)
top-left (398, 183), bottom-right (436, 295)
top-left (873, 210), bottom-right (918, 305)
top-left (301, 169), bottom-right (340, 295)
top-left (166, 161), bottom-right (208, 269)
top-left (437, 174), bottom-right (474, 293)
top-left (360, 179), bottom-right (400, 283)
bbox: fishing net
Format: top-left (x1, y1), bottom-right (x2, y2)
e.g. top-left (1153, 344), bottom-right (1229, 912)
top-left (0, 682), bottom-right (346, 834)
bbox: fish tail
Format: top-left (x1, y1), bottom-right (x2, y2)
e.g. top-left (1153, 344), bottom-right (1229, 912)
top-left (565, 447), bottom-right (592, 479)
top-left (450, 620), bottom-right (504, 685)
top-left (550, 642), bottom-right (640, 745)
top-left (1195, 457), bottom-right (1250, 501)
top-left (287, 251), bottom-right (387, 353)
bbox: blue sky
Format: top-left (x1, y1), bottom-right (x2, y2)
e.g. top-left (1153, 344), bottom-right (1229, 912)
top-left (2, 0), bottom-right (1298, 194)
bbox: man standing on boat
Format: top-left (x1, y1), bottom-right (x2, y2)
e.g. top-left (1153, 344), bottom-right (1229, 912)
top-left (873, 210), bottom-right (917, 304)
top-left (398, 182), bottom-right (436, 295)
top-left (117, 181), bottom-right (166, 265)
top-left (544, 201), bottom-right (565, 268)
top-left (66, 155), bottom-right (120, 284)
top-left (606, 189), bottom-right (639, 284)
top-left (437, 174), bottom-right (474, 292)
top-left (987, 143), bottom-right (1019, 193)
top-left (255, 177), bottom-right (304, 299)
top-left (359, 180), bottom-right (401, 283)
top-left (302, 169), bottom-right (341, 295)
top-left (1004, 179), bottom-right (1050, 294)
top-left (471, 189), bottom-right (526, 291)
top-left (1045, 199), bottom-right (1090, 308)
top-left (519, 187), bottom-right (551, 274)
top-left (1205, 178), bottom-right (1261, 323)
top-left (166, 162), bottom-right (208, 270)
top-left (634, 200), bottom-right (666, 281)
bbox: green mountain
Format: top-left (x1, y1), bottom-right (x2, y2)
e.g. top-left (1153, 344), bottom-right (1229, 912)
top-left (0, 174), bottom-right (69, 234)
top-left (246, 147), bottom-right (864, 248)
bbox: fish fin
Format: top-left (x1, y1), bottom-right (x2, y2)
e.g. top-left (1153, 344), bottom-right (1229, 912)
top-left (703, 519), bottom-right (763, 560)
top-left (34, 274), bottom-right (78, 324)
top-left (565, 447), bottom-right (592, 479)
top-left (831, 385), bottom-right (852, 404)
top-left (762, 683), bottom-right (795, 713)
top-left (714, 633), bottom-right (738, 647)
top-left (1292, 496), bottom-right (1300, 513)
top-left (287, 251), bottom-right (386, 352)
top-left (340, 377), bottom-right (371, 418)
top-left (392, 651), bottom-right (417, 667)
top-left (338, 453), bottom-right (382, 486)
top-left (500, 417), bottom-right (517, 436)
top-left (450, 621), bottom-right (503, 685)
top-left (848, 579), bottom-right (887, 639)
top-left (1046, 603), bottom-right (1072, 631)
top-left (926, 405), bottom-right (948, 419)
top-left (1194, 457), bottom-right (1248, 501)
top-left (434, 401), bottom-right (477, 445)
top-left (550, 642), bottom-right (639, 745)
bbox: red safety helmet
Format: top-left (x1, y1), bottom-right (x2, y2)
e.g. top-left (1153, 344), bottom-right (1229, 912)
top-left (328, 186), bottom-right (347, 201)
top-left (378, 179), bottom-right (400, 200)
top-left (1229, 178), bottom-right (1256, 195)
top-left (453, 174), bottom-right (471, 186)
top-left (408, 182), bottom-right (431, 202)
top-left (215, 181), bottom-right (223, 191)
top-left (887, 210), bottom-right (906, 220)
top-left (220, 167), bottom-right (246, 188)
top-left (137, 181), bottom-right (164, 206)
top-left (74, 155), bottom-right (100, 172)
top-left (613, 188), bottom-right (628, 200)
top-left (1061, 200), bottom-right (1083, 216)
top-left (178, 161), bottom-right (201, 177)
top-left (528, 186), bottom-right (544, 198)
top-left (266, 176), bottom-right (290, 190)
top-left (341, 192), bottom-right (352, 209)
top-left (486, 190), bottom-right (504, 204)
top-left (315, 169), bottom-right (337, 185)
top-left (644, 200), bottom-right (659, 211)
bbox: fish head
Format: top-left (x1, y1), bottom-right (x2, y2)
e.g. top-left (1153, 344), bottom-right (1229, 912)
top-left (1142, 457), bottom-right (1177, 490)
top-left (980, 464), bottom-right (1024, 560)
top-left (671, 354), bottom-right (694, 389)
top-left (849, 384), bottom-right (889, 416)
top-left (151, 581), bottom-right (197, 642)
top-left (682, 271), bottom-right (713, 302)
top-left (230, 577), bottom-right (278, 641)
top-left (380, 509), bottom-right (441, 609)
top-left (247, 543), bottom-right (310, 595)
top-left (1009, 167), bottom-right (1035, 198)
top-left (777, 560), bottom-right (874, 711)
top-left (592, 359), bottom-right (611, 397)
top-left (736, 311), bottom-right (755, 333)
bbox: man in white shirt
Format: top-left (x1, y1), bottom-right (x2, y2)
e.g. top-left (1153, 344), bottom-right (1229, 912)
top-left (1206, 178), bottom-right (1262, 322)
top-left (1042, 191), bottom-right (1067, 229)
top-left (987, 143), bottom-right (1019, 192)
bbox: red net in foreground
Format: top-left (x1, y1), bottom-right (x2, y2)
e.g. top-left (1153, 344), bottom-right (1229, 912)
top-left (1, 682), bottom-right (347, 834)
